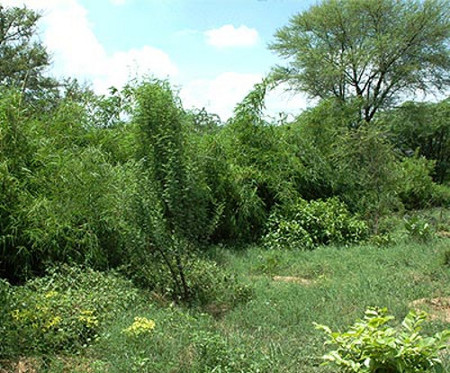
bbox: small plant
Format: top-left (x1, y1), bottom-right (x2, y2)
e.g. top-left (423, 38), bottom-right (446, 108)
top-left (192, 330), bottom-right (269, 373)
top-left (404, 216), bottom-right (435, 242)
top-left (369, 233), bottom-right (394, 247)
top-left (315, 307), bottom-right (450, 373)
top-left (254, 251), bottom-right (284, 275)
top-left (122, 317), bottom-right (156, 337)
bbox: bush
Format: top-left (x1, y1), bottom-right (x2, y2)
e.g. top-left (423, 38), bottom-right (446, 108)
top-left (6, 265), bottom-right (140, 354)
top-left (444, 250), bottom-right (450, 267)
top-left (186, 257), bottom-right (253, 308)
top-left (263, 197), bottom-right (368, 250)
top-left (0, 279), bottom-right (15, 358)
top-left (127, 252), bottom-right (253, 309)
top-left (431, 184), bottom-right (450, 208)
top-left (315, 307), bottom-right (450, 373)
top-left (398, 156), bottom-right (440, 209)
top-left (192, 330), bottom-right (270, 372)
top-left (404, 216), bottom-right (435, 243)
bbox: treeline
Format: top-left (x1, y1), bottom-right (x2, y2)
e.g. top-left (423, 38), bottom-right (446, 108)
top-left (1, 78), bottom-right (449, 293)
top-left (1, 3), bottom-right (449, 303)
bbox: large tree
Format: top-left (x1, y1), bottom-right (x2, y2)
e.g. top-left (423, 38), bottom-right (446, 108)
top-left (270, 0), bottom-right (450, 123)
top-left (0, 5), bottom-right (55, 93)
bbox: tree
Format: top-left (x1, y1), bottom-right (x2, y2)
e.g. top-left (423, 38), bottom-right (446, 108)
top-left (270, 0), bottom-right (450, 123)
top-left (0, 6), bottom-right (56, 94)
top-left (384, 98), bottom-right (450, 183)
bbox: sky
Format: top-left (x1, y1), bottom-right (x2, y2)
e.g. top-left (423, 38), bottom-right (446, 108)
top-left (4, 0), bottom-right (317, 120)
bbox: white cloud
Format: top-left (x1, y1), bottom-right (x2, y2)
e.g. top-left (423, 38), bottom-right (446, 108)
top-left (181, 76), bottom-right (312, 121)
top-left (265, 84), bottom-right (313, 120)
top-left (93, 46), bottom-right (178, 93)
top-left (205, 25), bottom-right (259, 48)
top-left (3, 1), bottom-right (309, 119)
top-left (180, 72), bottom-right (262, 120)
top-left (4, 0), bottom-right (178, 93)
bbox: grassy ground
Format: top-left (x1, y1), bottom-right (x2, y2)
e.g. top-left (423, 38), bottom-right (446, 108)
top-left (9, 237), bottom-right (448, 373)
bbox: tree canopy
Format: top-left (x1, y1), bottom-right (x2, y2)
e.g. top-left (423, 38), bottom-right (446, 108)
top-left (0, 6), bottom-right (56, 94)
top-left (270, 0), bottom-right (450, 123)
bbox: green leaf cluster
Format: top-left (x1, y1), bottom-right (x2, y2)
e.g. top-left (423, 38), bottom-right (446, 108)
top-left (263, 197), bottom-right (368, 250)
top-left (315, 307), bottom-right (450, 372)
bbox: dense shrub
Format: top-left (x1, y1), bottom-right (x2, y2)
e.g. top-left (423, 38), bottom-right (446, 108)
top-left (398, 156), bottom-right (445, 209)
top-left (124, 250), bottom-right (252, 308)
top-left (263, 197), bottom-right (368, 250)
top-left (286, 100), bottom-right (404, 228)
top-left (0, 279), bottom-right (15, 358)
top-left (0, 88), bottom-right (143, 281)
top-left (384, 99), bottom-right (450, 183)
top-left (4, 265), bottom-right (140, 355)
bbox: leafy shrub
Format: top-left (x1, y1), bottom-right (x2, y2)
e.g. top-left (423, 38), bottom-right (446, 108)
top-left (186, 257), bottom-right (253, 307)
top-left (129, 252), bottom-right (253, 308)
top-left (431, 184), bottom-right (450, 208)
top-left (7, 265), bottom-right (140, 354)
top-left (444, 250), bottom-right (450, 267)
top-left (368, 234), bottom-right (395, 248)
top-left (315, 307), bottom-right (450, 373)
top-left (0, 279), bottom-right (15, 358)
top-left (404, 216), bottom-right (435, 242)
top-left (384, 99), bottom-right (450, 184)
top-left (398, 156), bottom-right (440, 209)
top-left (254, 251), bottom-right (284, 275)
top-left (192, 330), bottom-right (270, 373)
top-left (263, 197), bottom-right (368, 250)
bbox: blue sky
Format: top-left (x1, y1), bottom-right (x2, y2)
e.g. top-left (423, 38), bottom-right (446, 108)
top-left (6, 0), bottom-right (316, 119)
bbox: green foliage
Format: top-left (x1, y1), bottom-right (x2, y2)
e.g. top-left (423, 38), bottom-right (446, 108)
top-left (186, 257), bottom-right (253, 308)
top-left (4, 265), bottom-right (139, 355)
top-left (398, 156), bottom-right (439, 209)
top-left (126, 251), bottom-right (252, 308)
top-left (404, 216), bottom-right (435, 243)
top-left (191, 330), bottom-right (270, 373)
top-left (0, 5), bottom-right (57, 94)
top-left (315, 307), bottom-right (450, 373)
top-left (263, 198), bottom-right (368, 250)
top-left (285, 99), bottom-right (406, 229)
top-left (384, 99), bottom-right (450, 183)
top-left (0, 279), bottom-right (14, 358)
top-left (132, 79), bottom-right (229, 302)
top-left (444, 250), bottom-right (450, 267)
top-left (0, 88), bottom-right (143, 280)
top-left (270, 0), bottom-right (450, 123)
top-left (134, 79), bottom-right (215, 243)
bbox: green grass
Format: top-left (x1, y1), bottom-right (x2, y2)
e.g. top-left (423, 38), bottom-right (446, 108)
top-left (2, 239), bottom-right (449, 372)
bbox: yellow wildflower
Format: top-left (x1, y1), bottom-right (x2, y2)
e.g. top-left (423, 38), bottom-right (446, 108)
top-left (122, 316), bottom-right (156, 337)
top-left (78, 310), bottom-right (99, 328)
top-left (43, 315), bottom-right (62, 331)
top-left (45, 290), bottom-right (58, 298)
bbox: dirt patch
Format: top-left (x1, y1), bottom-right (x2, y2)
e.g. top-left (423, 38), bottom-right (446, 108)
top-left (248, 275), bottom-right (315, 285)
top-left (272, 276), bottom-right (315, 285)
top-left (0, 358), bottom-right (39, 373)
top-left (437, 231), bottom-right (450, 238)
top-left (204, 302), bottom-right (230, 319)
top-left (410, 297), bottom-right (450, 323)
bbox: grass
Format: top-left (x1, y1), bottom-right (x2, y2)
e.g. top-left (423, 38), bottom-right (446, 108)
top-left (2, 238), bottom-right (449, 372)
